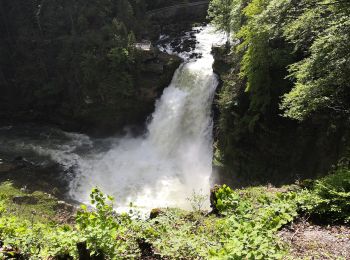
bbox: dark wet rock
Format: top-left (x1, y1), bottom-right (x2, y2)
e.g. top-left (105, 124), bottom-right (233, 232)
top-left (12, 195), bottom-right (38, 205)
top-left (14, 156), bottom-right (24, 161)
top-left (77, 242), bottom-right (104, 260)
top-left (150, 208), bottom-right (163, 219)
top-left (157, 27), bottom-right (204, 60)
top-left (209, 185), bottom-right (221, 215)
top-left (189, 52), bottom-right (202, 60)
top-left (142, 62), bottom-right (164, 74)
top-left (138, 47), bottom-right (158, 63)
top-left (137, 238), bottom-right (162, 260)
top-left (66, 48), bottom-right (182, 137)
top-left (0, 161), bottom-right (16, 173)
top-left (0, 153), bottom-right (70, 200)
top-left (51, 254), bottom-right (73, 260)
top-left (168, 36), bottom-right (196, 54)
top-left (182, 38), bottom-right (197, 52)
top-left (137, 51), bottom-right (181, 103)
top-left (170, 38), bottom-right (182, 48)
top-left (12, 156), bottom-right (35, 169)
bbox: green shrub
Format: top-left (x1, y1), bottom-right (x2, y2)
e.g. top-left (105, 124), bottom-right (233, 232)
top-left (0, 185), bottom-right (139, 259)
top-left (3, 175), bottom-right (350, 259)
top-left (213, 184), bottom-right (240, 215)
top-left (76, 188), bottom-right (138, 258)
top-left (300, 168), bottom-right (350, 223)
top-left (210, 188), bottom-right (298, 259)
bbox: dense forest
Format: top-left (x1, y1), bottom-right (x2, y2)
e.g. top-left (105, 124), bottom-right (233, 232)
top-left (210, 0), bottom-right (350, 186)
top-left (0, 0), bottom-right (185, 135)
top-left (0, 0), bottom-right (349, 259)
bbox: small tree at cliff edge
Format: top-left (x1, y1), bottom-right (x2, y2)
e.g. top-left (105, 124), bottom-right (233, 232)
top-left (207, 0), bottom-right (234, 45)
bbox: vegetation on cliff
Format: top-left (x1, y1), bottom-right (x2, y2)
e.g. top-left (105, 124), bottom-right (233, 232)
top-left (209, 0), bottom-right (350, 185)
top-left (0, 0), bottom-right (182, 134)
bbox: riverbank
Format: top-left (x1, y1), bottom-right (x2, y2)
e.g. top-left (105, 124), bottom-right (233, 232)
top-left (0, 155), bottom-right (69, 200)
top-left (0, 174), bottom-right (349, 259)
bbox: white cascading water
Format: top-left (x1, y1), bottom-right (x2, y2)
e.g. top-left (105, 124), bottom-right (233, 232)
top-left (68, 26), bottom-right (225, 210)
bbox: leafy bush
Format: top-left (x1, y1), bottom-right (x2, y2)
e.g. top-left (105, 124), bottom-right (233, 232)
top-left (76, 188), bottom-right (138, 258)
top-left (212, 184), bottom-right (240, 214)
top-left (0, 184), bottom-right (138, 259)
top-left (2, 176), bottom-right (349, 259)
top-left (210, 187), bottom-right (298, 259)
top-left (0, 211), bottom-right (78, 258)
top-left (299, 168), bottom-right (350, 223)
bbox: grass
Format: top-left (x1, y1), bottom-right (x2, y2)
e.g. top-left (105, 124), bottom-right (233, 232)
top-left (0, 182), bottom-right (58, 224)
top-left (0, 168), bottom-right (348, 259)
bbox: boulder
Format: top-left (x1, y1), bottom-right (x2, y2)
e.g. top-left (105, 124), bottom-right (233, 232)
top-left (0, 162), bottom-right (16, 173)
top-left (12, 196), bottom-right (38, 205)
top-left (209, 185), bottom-right (221, 215)
top-left (137, 238), bottom-right (161, 259)
top-left (141, 62), bottom-right (164, 74)
top-left (150, 208), bottom-right (163, 219)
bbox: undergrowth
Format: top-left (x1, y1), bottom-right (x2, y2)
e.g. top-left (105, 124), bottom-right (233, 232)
top-left (298, 168), bottom-right (350, 223)
top-left (0, 167), bottom-right (349, 259)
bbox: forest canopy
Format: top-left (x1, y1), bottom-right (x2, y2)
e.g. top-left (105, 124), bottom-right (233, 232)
top-left (209, 0), bottom-right (350, 184)
top-left (0, 0), bottom-right (145, 126)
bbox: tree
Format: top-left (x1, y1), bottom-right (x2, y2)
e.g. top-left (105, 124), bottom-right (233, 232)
top-left (208, 0), bottom-right (234, 44)
top-left (281, 0), bottom-right (350, 121)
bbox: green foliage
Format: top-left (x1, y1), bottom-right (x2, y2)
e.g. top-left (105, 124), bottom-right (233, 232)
top-left (0, 183), bottom-right (300, 259)
top-left (76, 188), bottom-right (138, 258)
top-left (219, 0), bottom-right (350, 122)
top-left (0, 182), bottom-right (79, 258)
top-left (208, 0), bottom-right (236, 40)
top-left (235, 0), bottom-right (295, 119)
top-left (138, 185), bottom-right (299, 259)
top-left (230, 0), bottom-right (350, 122)
top-left (212, 0), bottom-right (350, 184)
top-left (0, 184), bottom-right (139, 259)
top-left (213, 184), bottom-right (240, 214)
top-left (1, 177), bottom-right (350, 259)
top-left (136, 208), bottom-right (219, 258)
top-left (0, 182), bottom-right (57, 223)
top-left (281, 5), bottom-right (350, 120)
top-left (210, 186), bottom-right (298, 259)
top-left (299, 168), bottom-right (350, 223)
top-left (0, 0), bottom-right (149, 129)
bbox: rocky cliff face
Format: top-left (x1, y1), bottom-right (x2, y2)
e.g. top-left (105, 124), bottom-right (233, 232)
top-left (67, 50), bottom-right (182, 136)
top-left (0, 0), bottom-right (207, 136)
top-left (146, 1), bottom-right (209, 41)
top-left (0, 49), bottom-right (181, 136)
top-left (0, 0), bottom-right (186, 136)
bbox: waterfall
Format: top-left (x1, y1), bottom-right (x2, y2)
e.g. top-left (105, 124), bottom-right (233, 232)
top-left (68, 26), bottom-right (225, 210)
top-left (0, 26), bottom-right (224, 210)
